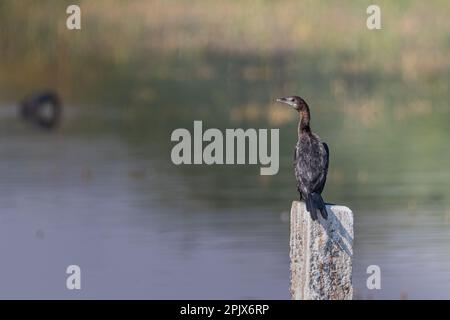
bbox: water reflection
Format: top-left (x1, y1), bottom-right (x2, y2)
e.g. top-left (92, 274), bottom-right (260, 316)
top-left (0, 106), bottom-right (449, 299)
top-left (0, 125), bottom-right (290, 299)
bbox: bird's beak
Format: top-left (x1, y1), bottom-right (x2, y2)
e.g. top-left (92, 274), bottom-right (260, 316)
top-left (276, 97), bottom-right (293, 107)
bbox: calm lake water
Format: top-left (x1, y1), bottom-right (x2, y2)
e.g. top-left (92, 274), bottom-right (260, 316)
top-left (0, 101), bottom-right (450, 299)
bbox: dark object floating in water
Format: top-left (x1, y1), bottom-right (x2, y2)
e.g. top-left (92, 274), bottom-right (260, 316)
top-left (20, 90), bottom-right (62, 129)
top-left (276, 95), bottom-right (329, 221)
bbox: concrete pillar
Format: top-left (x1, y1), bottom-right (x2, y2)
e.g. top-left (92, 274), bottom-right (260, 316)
top-left (289, 201), bottom-right (354, 300)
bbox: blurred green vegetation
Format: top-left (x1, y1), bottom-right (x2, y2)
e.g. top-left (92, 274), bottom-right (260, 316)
top-left (0, 0), bottom-right (450, 214)
top-left (1, 0), bottom-right (449, 109)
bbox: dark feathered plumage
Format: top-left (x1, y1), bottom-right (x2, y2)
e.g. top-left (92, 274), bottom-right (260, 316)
top-left (277, 96), bottom-right (329, 220)
top-left (20, 90), bottom-right (62, 129)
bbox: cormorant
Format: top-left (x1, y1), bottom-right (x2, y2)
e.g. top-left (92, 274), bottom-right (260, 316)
top-left (277, 96), bottom-right (329, 220)
top-left (19, 90), bottom-right (62, 129)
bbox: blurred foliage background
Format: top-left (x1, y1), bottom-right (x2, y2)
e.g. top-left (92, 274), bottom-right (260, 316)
top-left (1, 0), bottom-right (449, 209)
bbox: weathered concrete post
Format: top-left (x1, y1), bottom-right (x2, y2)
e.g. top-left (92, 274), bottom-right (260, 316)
top-left (289, 201), bottom-right (354, 300)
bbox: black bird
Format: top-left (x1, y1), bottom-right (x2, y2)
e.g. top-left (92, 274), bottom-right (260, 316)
top-left (19, 90), bottom-right (62, 130)
top-left (277, 96), bottom-right (329, 220)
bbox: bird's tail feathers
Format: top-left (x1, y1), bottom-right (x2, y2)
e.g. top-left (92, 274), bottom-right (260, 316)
top-left (312, 193), bottom-right (328, 219)
top-left (305, 193), bottom-right (328, 220)
top-left (305, 194), bottom-right (318, 220)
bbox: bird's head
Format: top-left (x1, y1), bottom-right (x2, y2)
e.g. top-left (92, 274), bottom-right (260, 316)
top-left (276, 96), bottom-right (308, 112)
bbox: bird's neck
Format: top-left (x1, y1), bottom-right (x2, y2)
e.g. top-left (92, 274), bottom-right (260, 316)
top-left (299, 107), bottom-right (311, 135)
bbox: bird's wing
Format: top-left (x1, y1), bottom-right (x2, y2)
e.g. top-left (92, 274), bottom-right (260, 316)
top-left (295, 140), bottom-right (329, 194)
top-left (316, 142), bottom-right (329, 193)
top-left (323, 142), bottom-right (329, 171)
